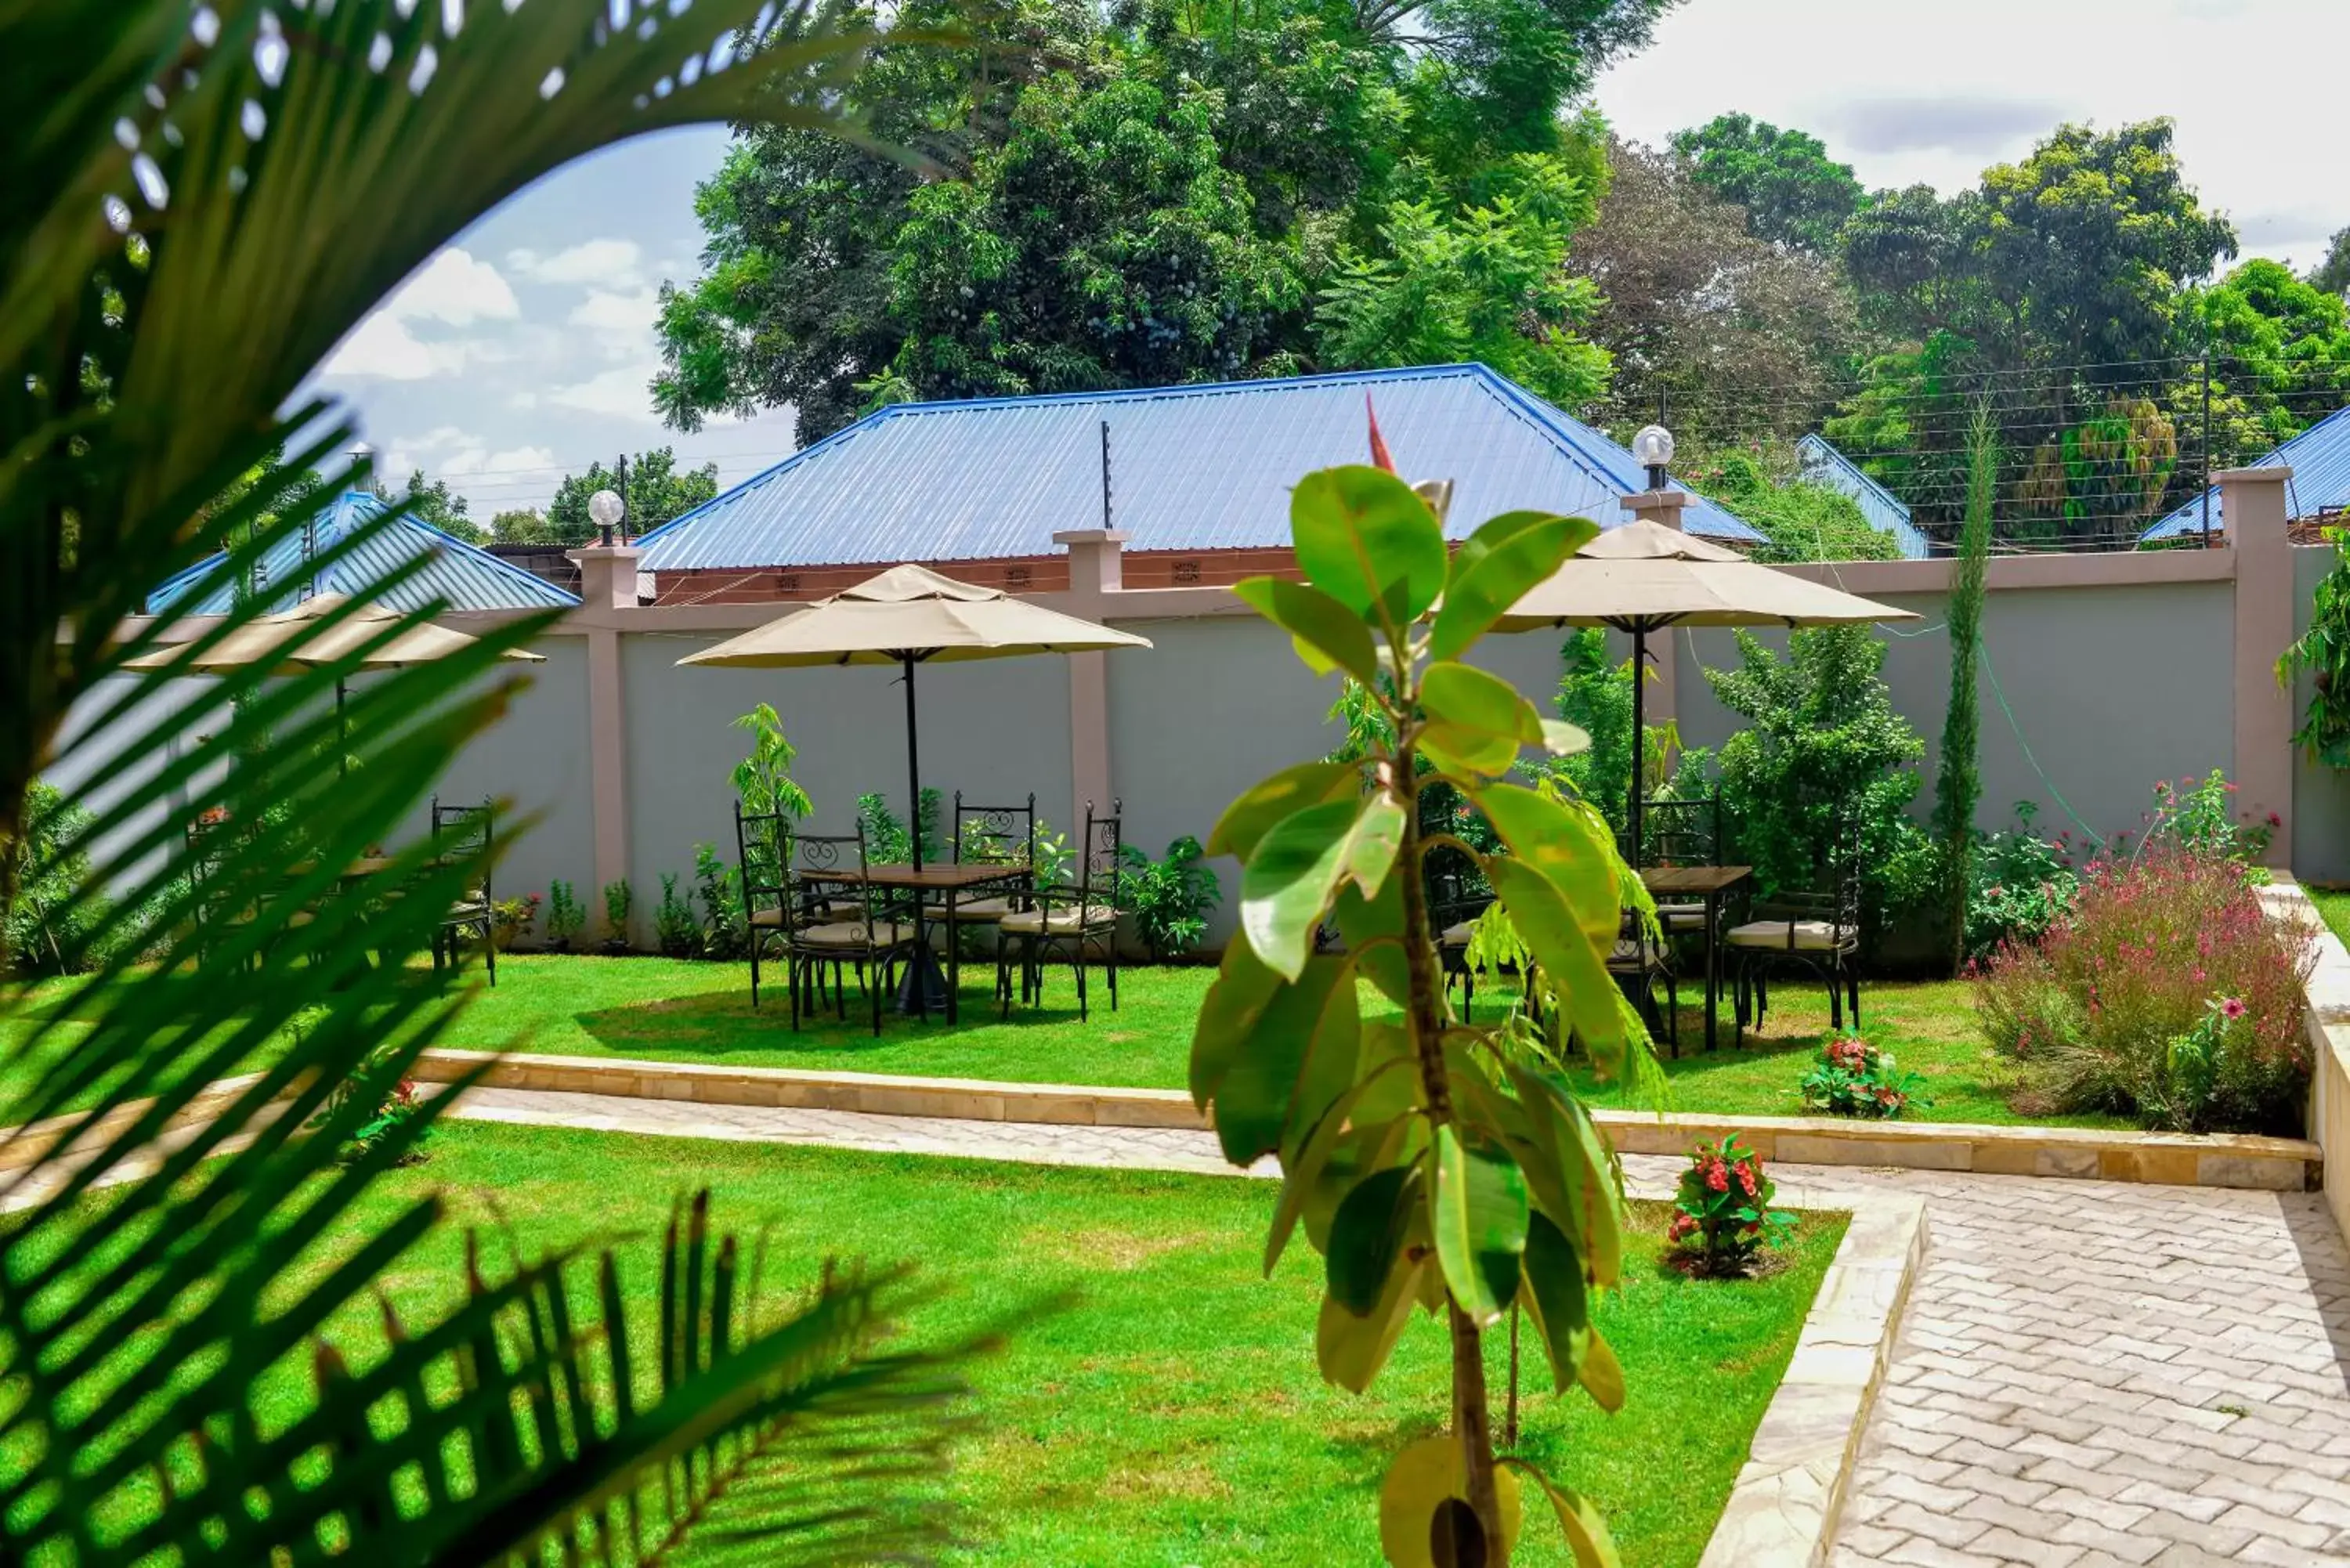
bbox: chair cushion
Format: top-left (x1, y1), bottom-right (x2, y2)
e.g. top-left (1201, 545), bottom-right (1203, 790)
top-left (1606, 938), bottom-right (1656, 968)
top-left (945, 896), bottom-right (1017, 921)
top-left (1726, 918), bottom-right (1847, 952)
top-left (748, 907), bottom-right (789, 929)
top-left (794, 920), bottom-right (909, 948)
top-left (998, 905), bottom-right (1115, 935)
top-left (1438, 920), bottom-right (1477, 948)
top-left (1660, 905), bottom-right (1710, 931)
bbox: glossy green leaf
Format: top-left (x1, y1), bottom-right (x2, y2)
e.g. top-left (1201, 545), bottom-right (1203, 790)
top-left (1420, 662), bottom-right (1549, 781)
top-left (1188, 938), bottom-right (1285, 1109)
top-left (1504, 1063), bottom-right (1625, 1290)
top-left (1290, 465), bottom-right (1449, 628)
top-left (1332, 866), bottom-right (1411, 1005)
top-left (1485, 858), bottom-right (1625, 1061)
top-left (1427, 1125), bottom-right (1527, 1324)
top-left (1430, 511), bottom-right (1593, 661)
top-left (1265, 1060), bottom-right (1414, 1275)
top-left (1303, 1104), bottom-right (1423, 1256)
top-left (1473, 782), bottom-right (1621, 946)
top-left (1233, 576), bottom-right (1384, 686)
top-left (1206, 760), bottom-right (1361, 861)
top-left (1326, 1165), bottom-right (1420, 1316)
top-left (1209, 953), bottom-right (1360, 1166)
top-left (1518, 1212), bottom-right (1592, 1392)
top-left (1241, 795), bottom-right (1406, 980)
top-left (1578, 1324), bottom-right (1626, 1412)
top-left (1504, 1460), bottom-right (1622, 1568)
top-left (1317, 1254), bottom-right (1426, 1394)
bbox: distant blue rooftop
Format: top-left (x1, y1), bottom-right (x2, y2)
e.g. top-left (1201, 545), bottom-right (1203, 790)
top-left (2142, 404), bottom-right (2350, 541)
top-left (1795, 434), bottom-right (1930, 559)
top-left (635, 364), bottom-right (1763, 573)
top-left (147, 490), bottom-right (579, 615)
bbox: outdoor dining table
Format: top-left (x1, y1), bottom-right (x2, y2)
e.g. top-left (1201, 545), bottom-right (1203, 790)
top-left (796, 860), bottom-right (1031, 1023)
top-left (1640, 864), bottom-right (1752, 1053)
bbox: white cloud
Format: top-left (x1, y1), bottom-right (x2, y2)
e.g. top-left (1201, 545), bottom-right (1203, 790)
top-left (508, 238), bottom-right (645, 288)
top-left (383, 247), bottom-right (518, 326)
top-left (568, 287), bottom-right (663, 358)
top-left (546, 364), bottom-right (662, 419)
top-left (321, 313), bottom-right (477, 380)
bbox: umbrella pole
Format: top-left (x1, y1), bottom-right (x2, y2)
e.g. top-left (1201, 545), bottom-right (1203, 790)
top-left (1629, 628), bottom-right (1645, 867)
top-left (902, 655), bottom-right (922, 870)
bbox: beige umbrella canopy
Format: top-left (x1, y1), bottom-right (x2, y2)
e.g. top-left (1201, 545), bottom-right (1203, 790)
top-left (124, 593), bottom-right (545, 773)
top-left (678, 564), bottom-right (1151, 867)
top-left (1497, 518), bottom-right (1918, 851)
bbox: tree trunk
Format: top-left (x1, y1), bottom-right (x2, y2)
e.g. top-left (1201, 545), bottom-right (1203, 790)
top-left (1394, 761), bottom-right (1507, 1561)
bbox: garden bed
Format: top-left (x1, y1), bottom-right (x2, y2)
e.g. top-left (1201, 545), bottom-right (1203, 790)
top-left (280, 1119), bottom-right (1844, 1566)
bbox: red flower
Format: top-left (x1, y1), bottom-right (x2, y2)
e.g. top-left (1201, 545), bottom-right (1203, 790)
top-left (1705, 1158), bottom-right (1730, 1193)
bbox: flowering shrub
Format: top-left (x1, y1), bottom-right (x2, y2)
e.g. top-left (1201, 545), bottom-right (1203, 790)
top-left (1668, 1136), bottom-right (1795, 1277)
top-left (1963, 803), bottom-right (2079, 960)
top-left (490, 891), bottom-right (541, 951)
top-left (1973, 843), bottom-right (2314, 1133)
top-left (2147, 770), bottom-right (2273, 871)
top-left (1800, 1033), bottom-right (1928, 1119)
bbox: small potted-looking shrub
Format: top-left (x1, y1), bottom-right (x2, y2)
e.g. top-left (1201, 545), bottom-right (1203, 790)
top-left (1667, 1136), bottom-right (1795, 1278)
top-left (1801, 1032), bottom-right (1928, 1120)
top-left (490, 891), bottom-right (541, 951)
top-left (543, 879), bottom-right (585, 952)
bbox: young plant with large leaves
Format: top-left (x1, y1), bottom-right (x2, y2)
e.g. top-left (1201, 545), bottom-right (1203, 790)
top-left (1193, 463), bottom-right (1646, 1566)
top-left (1, 1), bottom-right (989, 1561)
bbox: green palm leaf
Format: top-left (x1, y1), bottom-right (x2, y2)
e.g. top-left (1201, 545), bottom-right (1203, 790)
top-left (2, 2), bottom-right (989, 1561)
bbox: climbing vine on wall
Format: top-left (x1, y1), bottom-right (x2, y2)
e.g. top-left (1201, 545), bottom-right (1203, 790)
top-left (2279, 526), bottom-right (2350, 766)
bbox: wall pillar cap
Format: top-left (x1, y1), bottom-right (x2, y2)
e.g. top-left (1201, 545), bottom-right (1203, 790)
top-left (2213, 465), bottom-right (2294, 486)
top-left (1052, 529), bottom-right (1130, 547)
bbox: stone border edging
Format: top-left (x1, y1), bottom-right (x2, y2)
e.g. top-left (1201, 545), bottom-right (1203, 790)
top-left (2256, 876), bottom-right (2350, 1245)
top-left (409, 1049), bottom-right (2321, 1191)
top-left (0, 1072), bottom-right (266, 1173)
top-left (1694, 1193), bottom-right (1926, 1568)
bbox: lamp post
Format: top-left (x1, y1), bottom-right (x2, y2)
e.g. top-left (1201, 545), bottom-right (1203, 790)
top-left (1632, 423), bottom-right (1675, 493)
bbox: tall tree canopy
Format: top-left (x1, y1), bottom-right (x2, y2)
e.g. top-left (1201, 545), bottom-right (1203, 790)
top-left (539, 447), bottom-right (720, 546)
top-left (2310, 226), bottom-right (2350, 300)
top-left (373, 468), bottom-right (482, 544)
top-left (1668, 111), bottom-right (1863, 255)
top-left (656, 0), bottom-right (1674, 444)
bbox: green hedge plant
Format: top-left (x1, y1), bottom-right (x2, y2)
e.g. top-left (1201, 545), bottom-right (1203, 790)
top-left (1191, 457), bottom-right (1650, 1566)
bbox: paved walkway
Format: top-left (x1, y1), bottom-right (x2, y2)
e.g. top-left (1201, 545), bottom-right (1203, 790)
top-left (443, 1089), bottom-right (2350, 1566)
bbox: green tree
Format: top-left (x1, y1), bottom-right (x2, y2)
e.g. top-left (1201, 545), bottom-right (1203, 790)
top-left (1194, 455), bottom-right (1651, 1566)
top-left (2309, 225), bottom-right (2350, 299)
top-left (1, 0), bottom-right (984, 1559)
top-left (1686, 450), bottom-right (1899, 562)
top-left (544, 446), bottom-right (719, 545)
top-left (2186, 257), bottom-right (2350, 442)
top-left (374, 467), bottom-right (483, 544)
top-left (1668, 111), bottom-right (1864, 255)
top-left (1315, 154), bottom-right (1611, 406)
top-left (489, 506), bottom-right (546, 541)
top-left (1934, 407), bottom-right (1995, 973)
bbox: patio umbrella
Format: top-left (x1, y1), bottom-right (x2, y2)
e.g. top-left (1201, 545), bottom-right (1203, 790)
top-left (124, 593), bottom-right (546, 768)
top-left (1495, 519), bottom-right (1918, 858)
top-left (677, 564), bottom-right (1152, 869)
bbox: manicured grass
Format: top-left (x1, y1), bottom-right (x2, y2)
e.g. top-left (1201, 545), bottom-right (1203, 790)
top-left (2309, 888), bottom-right (2350, 954)
top-left (280, 1118), bottom-right (1843, 1565)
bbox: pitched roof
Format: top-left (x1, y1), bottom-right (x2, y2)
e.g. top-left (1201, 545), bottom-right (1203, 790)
top-left (2141, 403), bottom-right (2350, 541)
top-left (147, 490), bottom-right (580, 615)
top-left (1795, 434), bottom-right (1930, 559)
top-left (635, 364), bottom-right (1763, 573)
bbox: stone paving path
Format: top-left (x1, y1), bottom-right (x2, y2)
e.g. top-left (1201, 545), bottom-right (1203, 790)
top-left (443, 1088), bottom-right (2350, 1566)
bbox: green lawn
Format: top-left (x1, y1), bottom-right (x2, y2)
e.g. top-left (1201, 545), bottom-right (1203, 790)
top-left (5, 951), bottom-right (2114, 1128)
top-left (2309, 888), bottom-right (2350, 953)
top-left (266, 1118), bottom-right (1842, 1566)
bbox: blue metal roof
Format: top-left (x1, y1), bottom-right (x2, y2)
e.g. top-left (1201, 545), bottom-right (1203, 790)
top-left (148, 490), bottom-right (580, 615)
top-left (636, 364), bottom-right (1762, 572)
top-left (2142, 404), bottom-right (2350, 540)
top-left (1795, 434), bottom-right (1930, 559)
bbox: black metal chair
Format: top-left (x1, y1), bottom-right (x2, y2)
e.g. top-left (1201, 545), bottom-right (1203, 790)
top-left (1643, 790), bottom-right (1723, 923)
top-left (736, 800), bottom-right (798, 1012)
top-left (1728, 818), bottom-right (1864, 1042)
top-left (1430, 870), bottom-right (1497, 1021)
top-left (947, 790), bottom-right (1035, 936)
top-left (785, 827), bottom-right (917, 1037)
top-left (1607, 910), bottom-right (1679, 1053)
top-left (429, 796), bottom-right (496, 987)
top-left (996, 800), bottom-right (1122, 1021)
top-left (185, 815), bottom-right (312, 968)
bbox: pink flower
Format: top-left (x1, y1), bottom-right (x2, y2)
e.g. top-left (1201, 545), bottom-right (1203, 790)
top-left (2266, 811), bottom-right (2283, 829)
top-left (2221, 996), bottom-right (2247, 1021)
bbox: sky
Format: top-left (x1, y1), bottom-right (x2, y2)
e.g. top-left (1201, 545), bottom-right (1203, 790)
top-left (306, 0), bottom-right (2350, 518)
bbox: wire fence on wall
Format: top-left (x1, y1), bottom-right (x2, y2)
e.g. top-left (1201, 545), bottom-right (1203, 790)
top-left (1576, 355), bottom-right (2350, 554)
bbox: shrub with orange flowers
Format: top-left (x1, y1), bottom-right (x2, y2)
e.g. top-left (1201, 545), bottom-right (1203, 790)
top-left (1668, 1136), bottom-right (1794, 1277)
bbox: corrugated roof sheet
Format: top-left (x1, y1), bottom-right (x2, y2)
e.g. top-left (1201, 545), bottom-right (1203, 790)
top-left (636, 364), bottom-right (1763, 573)
top-left (147, 490), bottom-right (580, 615)
top-left (1795, 434), bottom-right (1931, 559)
top-left (2142, 403), bottom-right (2350, 540)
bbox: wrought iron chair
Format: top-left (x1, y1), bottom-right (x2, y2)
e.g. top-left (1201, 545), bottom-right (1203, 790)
top-left (1608, 912), bottom-right (1679, 1053)
top-left (736, 800), bottom-right (801, 1012)
top-left (946, 790), bottom-right (1035, 936)
top-left (185, 815), bottom-right (313, 968)
top-left (428, 796), bottom-right (496, 987)
top-left (784, 826), bottom-right (916, 1037)
top-left (1642, 790), bottom-right (1724, 938)
top-left (1728, 818), bottom-right (1864, 1042)
top-left (1430, 869), bottom-right (1499, 1021)
top-left (996, 800), bottom-right (1122, 1021)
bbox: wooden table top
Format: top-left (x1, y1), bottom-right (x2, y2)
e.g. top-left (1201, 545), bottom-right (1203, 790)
top-left (800, 862), bottom-right (1026, 891)
top-left (1639, 864), bottom-right (1752, 896)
